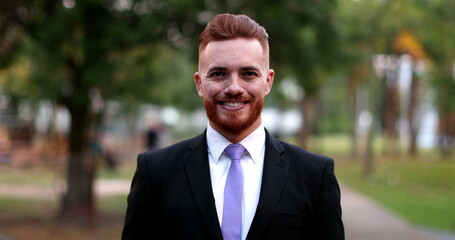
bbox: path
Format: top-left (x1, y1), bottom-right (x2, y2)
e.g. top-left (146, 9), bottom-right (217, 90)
top-left (0, 179), bottom-right (131, 201)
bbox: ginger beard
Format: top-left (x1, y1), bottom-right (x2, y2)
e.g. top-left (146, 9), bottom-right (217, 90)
top-left (204, 97), bottom-right (264, 135)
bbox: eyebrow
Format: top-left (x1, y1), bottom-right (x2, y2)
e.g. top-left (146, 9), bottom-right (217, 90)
top-left (240, 66), bottom-right (261, 72)
top-left (207, 66), bottom-right (261, 72)
top-left (207, 66), bottom-right (228, 72)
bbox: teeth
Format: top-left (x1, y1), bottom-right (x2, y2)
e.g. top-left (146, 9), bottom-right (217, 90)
top-left (224, 102), bottom-right (242, 107)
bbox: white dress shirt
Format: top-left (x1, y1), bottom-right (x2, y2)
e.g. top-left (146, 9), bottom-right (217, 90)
top-left (206, 123), bottom-right (266, 240)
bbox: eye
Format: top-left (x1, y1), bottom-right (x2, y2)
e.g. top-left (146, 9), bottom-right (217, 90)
top-left (208, 71), bottom-right (226, 79)
top-left (241, 71), bottom-right (259, 78)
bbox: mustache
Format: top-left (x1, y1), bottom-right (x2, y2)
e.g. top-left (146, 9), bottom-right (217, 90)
top-left (216, 95), bottom-right (251, 102)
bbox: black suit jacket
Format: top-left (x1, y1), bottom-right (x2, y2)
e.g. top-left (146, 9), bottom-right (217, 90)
top-left (122, 130), bottom-right (344, 240)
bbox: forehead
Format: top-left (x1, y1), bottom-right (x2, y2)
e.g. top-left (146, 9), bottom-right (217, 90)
top-left (199, 38), bottom-right (267, 69)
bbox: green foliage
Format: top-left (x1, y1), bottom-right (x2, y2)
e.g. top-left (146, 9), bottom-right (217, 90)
top-left (419, 1), bottom-right (455, 114)
top-left (339, 0), bottom-right (455, 114)
top-left (1, 0), bottom-right (453, 114)
top-left (251, 0), bottom-right (342, 96)
top-left (318, 76), bottom-right (351, 133)
top-left (106, 43), bottom-right (199, 110)
top-left (0, 0), bottom-right (345, 110)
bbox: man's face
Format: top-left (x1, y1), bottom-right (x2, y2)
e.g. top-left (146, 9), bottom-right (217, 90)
top-left (194, 38), bottom-right (274, 137)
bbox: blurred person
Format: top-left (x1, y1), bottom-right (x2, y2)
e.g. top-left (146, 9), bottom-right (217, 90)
top-left (145, 119), bottom-right (162, 150)
top-left (91, 128), bottom-right (117, 171)
top-left (122, 13), bottom-right (344, 240)
top-left (100, 130), bottom-right (117, 171)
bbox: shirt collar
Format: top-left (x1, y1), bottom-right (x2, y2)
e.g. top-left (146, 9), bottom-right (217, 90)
top-left (206, 123), bottom-right (266, 164)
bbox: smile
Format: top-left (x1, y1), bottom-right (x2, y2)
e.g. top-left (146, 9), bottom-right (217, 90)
top-left (219, 101), bottom-right (249, 110)
top-left (223, 102), bottom-right (244, 107)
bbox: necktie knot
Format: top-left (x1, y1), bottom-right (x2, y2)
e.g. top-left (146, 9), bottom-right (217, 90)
top-left (224, 144), bottom-right (246, 161)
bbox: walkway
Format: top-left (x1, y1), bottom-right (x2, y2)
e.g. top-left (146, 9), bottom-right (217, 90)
top-left (0, 179), bottom-right (131, 201)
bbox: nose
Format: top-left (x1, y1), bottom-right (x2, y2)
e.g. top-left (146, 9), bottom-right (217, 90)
top-left (224, 75), bottom-right (244, 96)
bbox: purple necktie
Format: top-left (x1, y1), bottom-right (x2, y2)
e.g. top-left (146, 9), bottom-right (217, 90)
top-left (222, 144), bottom-right (246, 240)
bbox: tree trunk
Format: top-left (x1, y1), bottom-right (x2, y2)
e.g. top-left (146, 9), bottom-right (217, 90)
top-left (408, 76), bottom-right (421, 156)
top-left (382, 57), bottom-right (400, 155)
top-left (363, 118), bottom-right (374, 178)
top-left (298, 95), bottom-right (318, 149)
top-left (348, 63), bottom-right (369, 160)
top-left (59, 101), bottom-right (96, 224)
top-left (58, 62), bottom-right (96, 223)
top-left (349, 79), bottom-right (359, 159)
top-left (438, 112), bottom-right (455, 158)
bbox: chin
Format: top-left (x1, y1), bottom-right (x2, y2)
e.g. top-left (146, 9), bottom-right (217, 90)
top-left (204, 98), bottom-right (263, 135)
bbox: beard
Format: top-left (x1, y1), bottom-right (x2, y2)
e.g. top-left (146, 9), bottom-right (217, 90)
top-left (204, 97), bottom-right (263, 135)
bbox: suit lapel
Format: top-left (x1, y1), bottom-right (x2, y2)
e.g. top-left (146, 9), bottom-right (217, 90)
top-left (247, 131), bottom-right (289, 240)
top-left (184, 132), bottom-right (223, 240)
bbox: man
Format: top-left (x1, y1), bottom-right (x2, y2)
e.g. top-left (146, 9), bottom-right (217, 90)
top-left (122, 13), bottom-right (344, 240)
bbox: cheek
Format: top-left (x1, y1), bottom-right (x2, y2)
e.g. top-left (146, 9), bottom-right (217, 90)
top-left (247, 85), bottom-right (267, 98)
top-left (202, 82), bottom-right (222, 98)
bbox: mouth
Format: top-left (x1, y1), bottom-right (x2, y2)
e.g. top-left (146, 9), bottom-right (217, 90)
top-left (218, 100), bottom-right (249, 110)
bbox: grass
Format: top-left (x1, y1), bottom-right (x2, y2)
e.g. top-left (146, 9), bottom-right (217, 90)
top-left (0, 165), bottom-right (61, 186)
top-left (0, 195), bottom-right (127, 240)
top-left (303, 134), bottom-right (455, 231)
top-left (0, 198), bottom-right (57, 226)
top-left (0, 156), bottom-right (136, 188)
top-left (97, 159), bottom-right (137, 180)
top-left (335, 157), bottom-right (455, 231)
top-left (0, 159), bottom-right (133, 239)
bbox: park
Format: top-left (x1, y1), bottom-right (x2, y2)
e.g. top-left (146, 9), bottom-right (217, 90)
top-left (1, 0), bottom-right (454, 239)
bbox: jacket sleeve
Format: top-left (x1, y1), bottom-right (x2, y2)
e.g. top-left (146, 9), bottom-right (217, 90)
top-left (122, 153), bottom-right (159, 240)
top-left (315, 158), bottom-right (345, 240)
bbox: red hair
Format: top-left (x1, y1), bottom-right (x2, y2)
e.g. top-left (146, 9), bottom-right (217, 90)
top-left (198, 13), bottom-right (269, 57)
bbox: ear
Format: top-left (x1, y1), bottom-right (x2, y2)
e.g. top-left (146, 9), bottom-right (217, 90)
top-left (194, 72), bottom-right (204, 97)
top-left (264, 69), bottom-right (275, 95)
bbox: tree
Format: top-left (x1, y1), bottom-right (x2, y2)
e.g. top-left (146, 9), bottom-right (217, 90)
top-left (0, 0), bottom-right (202, 221)
top-left (416, 0), bottom-right (455, 158)
top-left (337, 0), bottom-right (376, 157)
top-left (339, 0), bottom-right (455, 162)
top-left (393, 30), bottom-right (427, 156)
top-left (243, 0), bottom-right (342, 148)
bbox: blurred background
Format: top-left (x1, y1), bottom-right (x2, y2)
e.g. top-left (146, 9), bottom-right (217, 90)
top-left (0, 0), bottom-right (454, 239)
